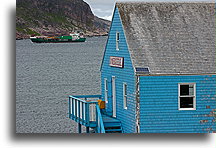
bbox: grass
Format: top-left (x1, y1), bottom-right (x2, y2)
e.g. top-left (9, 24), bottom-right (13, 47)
top-left (16, 26), bottom-right (41, 36)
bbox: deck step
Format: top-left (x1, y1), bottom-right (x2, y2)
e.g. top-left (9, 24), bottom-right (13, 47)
top-left (104, 122), bottom-right (121, 127)
top-left (105, 127), bottom-right (122, 133)
top-left (106, 130), bottom-right (122, 133)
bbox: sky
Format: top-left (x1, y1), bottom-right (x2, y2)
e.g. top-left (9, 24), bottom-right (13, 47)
top-left (83, 0), bottom-right (215, 20)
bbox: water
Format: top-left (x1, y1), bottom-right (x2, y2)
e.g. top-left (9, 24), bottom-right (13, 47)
top-left (16, 37), bottom-right (107, 133)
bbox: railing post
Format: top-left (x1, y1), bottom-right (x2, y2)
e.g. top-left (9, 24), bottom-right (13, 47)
top-left (71, 97), bottom-right (74, 119)
top-left (82, 102), bottom-right (84, 124)
top-left (78, 123), bottom-right (82, 133)
top-left (68, 97), bottom-right (71, 119)
top-left (86, 102), bottom-right (89, 126)
top-left (75, 99), bottom-right (77, 121)
top-left (78, 101), bottom-right (80, 122)
top-left (86, 127), bottom-right (90, 133)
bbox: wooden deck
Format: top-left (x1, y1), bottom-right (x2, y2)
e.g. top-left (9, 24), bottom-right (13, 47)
top-left (102, 114), bottom-right (120, 123)
top-left (68, 95), bottom-right (123, 133)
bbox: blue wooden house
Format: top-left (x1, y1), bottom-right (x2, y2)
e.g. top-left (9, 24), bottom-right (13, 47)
top-left (68, 2), bottom-right (216, 133)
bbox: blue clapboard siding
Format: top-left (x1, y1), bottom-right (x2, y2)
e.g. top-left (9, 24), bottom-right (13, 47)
top-left (139, 75), bottom-right (216, 133)
top-left (101, 7), bottom-right (136, 133)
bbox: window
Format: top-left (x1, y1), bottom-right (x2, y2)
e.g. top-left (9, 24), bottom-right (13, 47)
top-left (123, 83), bottom-right (127, 109)
top-left (116, 32), bottom-right (119, 50)
top-left (104, 78), bottom-right (108, 103)
top-left (178, 83), bottom-right (196, 110)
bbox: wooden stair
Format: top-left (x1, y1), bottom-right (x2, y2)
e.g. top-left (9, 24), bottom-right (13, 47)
top-left (102, 114), bottom-right (123, 133)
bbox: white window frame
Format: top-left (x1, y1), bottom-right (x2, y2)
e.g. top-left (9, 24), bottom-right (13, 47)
top-left (178, 83), bottom-right (196, 110)
top-left (104, 78), bottom-right (108, 103)
top-left (123, 83), bottom-right (127, 110)
top-left (116, 32), bottom-right (119, 50)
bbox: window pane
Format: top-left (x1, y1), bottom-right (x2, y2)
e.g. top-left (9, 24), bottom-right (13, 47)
top-left (180, 85), bottom-right (189, 96)
top-left (116, 32), bottom-right (119, 41)
top-left (124, 96), bottom-right (127, 107)
top-left (189, 84), bottom-right (194, 95)
top-left (180, 97), bottom-right (193, 108)
top-left (116, 32), bottom-right (119, 50)
top-left (104, 79), bottom-right (108, 103)
top-left (105, 79), bottom-right (108, 90)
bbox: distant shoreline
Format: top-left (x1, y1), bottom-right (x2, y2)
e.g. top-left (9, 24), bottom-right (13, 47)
top-left (16, 34), bottom-right (108, 40)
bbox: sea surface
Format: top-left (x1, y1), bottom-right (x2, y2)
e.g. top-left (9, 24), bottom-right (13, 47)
top-left (16, 36), bottom-right (107, 133)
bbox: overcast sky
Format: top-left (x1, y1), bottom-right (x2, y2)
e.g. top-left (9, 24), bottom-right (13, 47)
top-left (83, 0), bottom-right (214, 20)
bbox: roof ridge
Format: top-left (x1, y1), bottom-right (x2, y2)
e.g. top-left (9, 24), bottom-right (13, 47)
top-left (116, 1), bottom-right (214, 4)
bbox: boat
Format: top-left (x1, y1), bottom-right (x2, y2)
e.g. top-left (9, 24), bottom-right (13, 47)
top-left (30, 33), bottom-right (86, 43)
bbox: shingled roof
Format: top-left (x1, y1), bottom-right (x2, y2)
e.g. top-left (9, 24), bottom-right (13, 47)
top-left (116, 2), bottom-right (215, 74)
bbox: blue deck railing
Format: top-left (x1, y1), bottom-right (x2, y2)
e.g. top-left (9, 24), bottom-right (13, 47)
top-left (96, 105), bottom-right (105, 133)
top-left (68, 95), bottom-right (105, 133)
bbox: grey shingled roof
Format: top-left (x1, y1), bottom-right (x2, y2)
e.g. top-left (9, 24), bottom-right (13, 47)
top-left (116, 2), bottom-right (215, 74)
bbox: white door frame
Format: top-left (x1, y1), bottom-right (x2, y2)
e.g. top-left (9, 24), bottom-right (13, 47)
top-left (112, 76), bottom-right (116, 117)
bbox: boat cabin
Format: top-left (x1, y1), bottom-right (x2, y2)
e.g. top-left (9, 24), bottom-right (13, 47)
top-left (68, 2), bottom-right (216, 133)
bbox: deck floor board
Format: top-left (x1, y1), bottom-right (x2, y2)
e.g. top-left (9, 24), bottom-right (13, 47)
top-left (102, 114), bottom-right (120, 123)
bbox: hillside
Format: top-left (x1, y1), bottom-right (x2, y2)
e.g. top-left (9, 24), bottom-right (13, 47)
top-left (16, 0), bottom-right (111, 39)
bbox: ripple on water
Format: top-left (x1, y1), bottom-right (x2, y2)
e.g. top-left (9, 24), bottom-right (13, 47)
top-left (16, 37), bottom-right (107, 133)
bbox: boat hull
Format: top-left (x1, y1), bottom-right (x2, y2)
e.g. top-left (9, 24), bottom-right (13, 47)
top-left (30, 38), bottom-right (86, 43)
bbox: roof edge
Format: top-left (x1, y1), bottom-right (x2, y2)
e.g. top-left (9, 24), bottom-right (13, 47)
top-left (100, 5), bottom-right (117, 71)
top-left (136, 73), bottom-right (216, 76)
top-left (116, 1), bottom-right (215, 5)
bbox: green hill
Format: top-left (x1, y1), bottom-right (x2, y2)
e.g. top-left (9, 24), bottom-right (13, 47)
top-left (16, 0), bottom-right (111, 39)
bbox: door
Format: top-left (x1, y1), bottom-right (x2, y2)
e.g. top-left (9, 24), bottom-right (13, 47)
top-left (112, 76), bottom-right (116, 117)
